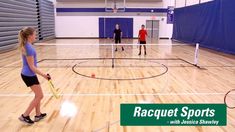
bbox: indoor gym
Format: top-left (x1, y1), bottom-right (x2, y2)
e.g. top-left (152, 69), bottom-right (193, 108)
top-left (0, 0), bottom-right (235, 132)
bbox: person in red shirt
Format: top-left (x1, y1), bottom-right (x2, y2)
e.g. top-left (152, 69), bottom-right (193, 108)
top-left (138, 25), bottom-right (148, 55)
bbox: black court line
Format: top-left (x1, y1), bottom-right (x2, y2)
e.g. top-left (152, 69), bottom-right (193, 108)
top-left (1, 58), bottom-right (235, 68)
top-left (37, 58), bottom-right (183, 63)
top-left (37, 59), bottom-right (45, 63)
top-left (36, 59), bottom-right (212, 81)
top-left (71, 58), bottom-right (170, 80)
top-left (0, 59), bottom-right (45, 68)
top-left (38, 57), bottom-right (182, 61)
top-left (1, 65), bottom-right (235, 68)
top-left (2, 65), bottom-right (235, 68)
top-left (35, 58), bottom-right (235, 68)
top-left (178, 58), bottom-right (202, 68)
top-left (72, 64), bottom-right (169, 81)
top-left (0, 66), bottom-right (197, 68)
top-left (37, 57), bottom-right (199, 67)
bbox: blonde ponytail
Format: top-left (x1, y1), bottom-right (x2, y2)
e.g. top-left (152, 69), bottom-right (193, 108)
top-left (18, 27), bottom-right (35, 54)
top-left (18, 29), bottom-right (26, 54)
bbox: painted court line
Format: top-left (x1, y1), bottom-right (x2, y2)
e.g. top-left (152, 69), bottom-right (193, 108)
top-left (35, 43), bottom-right (191, 46)
top-left (0, 92), bottom-right (226, 97)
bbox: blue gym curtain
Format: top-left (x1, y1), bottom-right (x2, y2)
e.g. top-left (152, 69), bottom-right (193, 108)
top-left (99, 18), bottom-right (133, 38)
top-left (172, 0), bottom-right (235, 54)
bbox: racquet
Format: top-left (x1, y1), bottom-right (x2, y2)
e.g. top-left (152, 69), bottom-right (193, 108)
top-left (47, 74), bottom-right (60, 99)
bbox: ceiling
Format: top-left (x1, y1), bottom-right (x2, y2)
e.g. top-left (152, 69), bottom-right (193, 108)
top-left (56, 0), bottom-right (163, 2)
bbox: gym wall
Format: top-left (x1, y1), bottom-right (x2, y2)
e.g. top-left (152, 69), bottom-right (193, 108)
top-left (55, 0), bottom-right (174, 39)
top-left (37, 0), bottom-right (55, 40)
top-left (0, 0), bottom-right (55, 52)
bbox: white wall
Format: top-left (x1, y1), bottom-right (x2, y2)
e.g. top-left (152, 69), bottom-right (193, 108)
top-left (175, 0), bottom-right (185, 8)
top-left (55, 0), bottom-right (176, 38)
top-left (187, 0), bottom-right (200, 6)
top-left (56, 0), bottom-right (177, 8)
top-left (55, 16), bottom-right (98, 37)
top-left (56, 2), bottom-right (105, 8)
top-left (56, 1), bottom-right (164, 8)
top-left (175, 0), bottom-right (214, 8)
top-left (54, 0), bottom-right (216, 38)
top-left (201, 0), bottom-right (214, 3)
top-left (55, 15), bottom-right (171, 38)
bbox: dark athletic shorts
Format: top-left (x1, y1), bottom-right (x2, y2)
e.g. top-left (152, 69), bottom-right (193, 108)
top-left (140, 41), bottom-right (146, 44)
top-left (21, 74), bottom-right (40, 87)
top-left (115, 38), bottom-right (121, 44)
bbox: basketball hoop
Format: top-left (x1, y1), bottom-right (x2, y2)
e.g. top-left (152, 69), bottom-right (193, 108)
top-left (105, 0), bottom-right (125, 13)
top-left (113, 1), bottom-right (118, 13)
top-left (113, 8), bottom-right (118, 13)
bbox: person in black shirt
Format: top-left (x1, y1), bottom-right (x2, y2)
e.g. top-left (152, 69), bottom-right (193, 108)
top-left (113, 24), bottom-right (124, 51)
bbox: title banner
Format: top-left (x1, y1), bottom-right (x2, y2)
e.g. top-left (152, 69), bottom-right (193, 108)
top-left (121, 104), bottom-right (226, 126)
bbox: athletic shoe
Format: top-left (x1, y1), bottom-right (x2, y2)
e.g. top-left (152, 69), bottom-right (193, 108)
top-left (34, 113), bottom-right (47, 122)
top-left (115, 48), bottom-right (118, 51)
top-left (18, 114), bottom-right (34, 125)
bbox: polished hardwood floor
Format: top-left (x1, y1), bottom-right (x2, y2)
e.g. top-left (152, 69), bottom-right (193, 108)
top-left (0, 39), bottom-right (234, 132)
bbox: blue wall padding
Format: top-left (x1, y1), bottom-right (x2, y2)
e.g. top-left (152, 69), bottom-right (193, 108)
top-left (172, 0), bottom-right (235, 54)
top-left (99, 18), bottom-right (133, 38)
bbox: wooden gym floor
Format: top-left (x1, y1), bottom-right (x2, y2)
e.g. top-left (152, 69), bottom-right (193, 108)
top-left (0, 39), bottom-right (235, 132)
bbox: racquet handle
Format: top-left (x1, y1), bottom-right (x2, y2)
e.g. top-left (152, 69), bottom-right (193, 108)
top-left (47, 74), bottom-right (51, 80)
